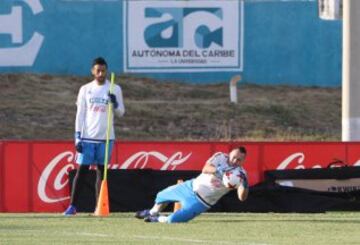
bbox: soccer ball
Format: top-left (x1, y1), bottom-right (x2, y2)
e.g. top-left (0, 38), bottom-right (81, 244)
top-left (222, 168), bottom-right (243, 189)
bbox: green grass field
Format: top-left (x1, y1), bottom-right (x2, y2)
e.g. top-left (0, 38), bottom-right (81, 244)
top-left (1, 212), bottom-right (359, 244)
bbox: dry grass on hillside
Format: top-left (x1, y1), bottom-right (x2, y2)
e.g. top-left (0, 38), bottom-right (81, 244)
top-left (0, 74), bottom-right (341, 141)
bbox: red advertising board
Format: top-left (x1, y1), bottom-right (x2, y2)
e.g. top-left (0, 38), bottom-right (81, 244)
top-left (2, 142), bottom-right (31, 212)
top-left (262, 143), bottom-right (348, 170)
top-left (1, 140), bottom-right (360, 212)
top-left (114, 142), bottom-right (212, 170)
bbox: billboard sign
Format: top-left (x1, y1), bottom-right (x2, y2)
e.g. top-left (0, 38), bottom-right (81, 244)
top-left (3, 141), bottom-right (360, 212)
top-left (123, 0), bottom-right (243, 72)
top-left (0, 0), bottom-right (44, 66)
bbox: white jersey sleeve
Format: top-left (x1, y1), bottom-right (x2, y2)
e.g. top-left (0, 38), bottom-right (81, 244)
top-left (75, 85), bottom-right (86, 133)
top-left (193, 152), bottom-right (236, 205)
top-left (113, 84), bottom-right (125, 117)
top-left (207, 152), bottom-right (233, 174)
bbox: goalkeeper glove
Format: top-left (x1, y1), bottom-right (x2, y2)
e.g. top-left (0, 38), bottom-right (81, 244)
top-left (74, 131), bottom-right (83, 153)
top-left (108, 93), bottom-right (119, 109)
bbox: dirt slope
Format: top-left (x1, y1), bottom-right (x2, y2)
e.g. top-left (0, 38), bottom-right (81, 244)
top-left (0, 74), bottom-right (341, 141)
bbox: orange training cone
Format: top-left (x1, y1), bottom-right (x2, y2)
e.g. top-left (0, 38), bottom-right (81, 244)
top-left (94, 180), bottom-right (109, 216)
top-left (173, 179), bottom-right (183, 212)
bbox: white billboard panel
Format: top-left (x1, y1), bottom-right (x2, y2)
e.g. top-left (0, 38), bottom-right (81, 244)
top-left (123, 0), bottom-right (243, 72)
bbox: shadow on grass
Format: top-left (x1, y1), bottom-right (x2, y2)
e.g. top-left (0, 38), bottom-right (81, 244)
top-left (0, 214), bottom-right (100, 219)
top-left (199, 219), bottom-right (360, 224)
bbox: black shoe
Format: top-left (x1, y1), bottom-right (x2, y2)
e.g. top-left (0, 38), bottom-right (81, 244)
top-left (135, 209), bottom-right (151, 219)
top-left (63, 205), bottom-right (77, 216)
top-left (144, 215), bottom-right (159, 223)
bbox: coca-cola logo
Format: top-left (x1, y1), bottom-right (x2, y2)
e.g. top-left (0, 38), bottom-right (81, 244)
top-left (37, 150), bottom-right (192, 203)
top-left (113, 151), bottom-right (192, 170)
top-left (37, 151), bottom-right (75, 203)
top-left (277, 152), bottom-right (360, 170)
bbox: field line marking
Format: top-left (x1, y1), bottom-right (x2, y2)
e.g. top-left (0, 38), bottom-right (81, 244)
top-left (75, 232), bottom-right (110, 237)
top-left (134, 235), bottom-right (269, 245)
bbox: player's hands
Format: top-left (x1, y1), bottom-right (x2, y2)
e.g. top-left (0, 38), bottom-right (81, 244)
top-left (74, 131), bottom-right (83, 153)
top-left (214, 165), bottom-right (223, 179)
top-left (108, 93), bottom-right (119, 109)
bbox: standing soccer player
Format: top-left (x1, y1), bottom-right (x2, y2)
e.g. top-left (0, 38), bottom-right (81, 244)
top-left (135, 146), bottom-right (249, 223)
top-left (64, 57), bottom-right (125, 215)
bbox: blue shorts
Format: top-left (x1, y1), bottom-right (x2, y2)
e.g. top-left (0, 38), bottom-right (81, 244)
top-left (76, 141), bottom-right (114, 165)
top-left (155, 179), bottom-right (210, 223)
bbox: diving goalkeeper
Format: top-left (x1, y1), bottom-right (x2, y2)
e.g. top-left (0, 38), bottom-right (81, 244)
top-left (135, 146), bottom-right (249, 223)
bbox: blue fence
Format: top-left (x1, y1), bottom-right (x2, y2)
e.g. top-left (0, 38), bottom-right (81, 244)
top-left (0, 0), bottom-right (341, 86)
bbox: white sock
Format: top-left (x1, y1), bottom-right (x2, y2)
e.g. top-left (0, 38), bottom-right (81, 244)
top-left (158, 216), bottom-right (168, 223)
top-left (150, 203), bottom-right (168, 216)
top-left (149, 207), bottom-right (160, 216)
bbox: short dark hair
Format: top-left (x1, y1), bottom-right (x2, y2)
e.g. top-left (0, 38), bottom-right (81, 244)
top-left (236, 146), bottom-right (247, 155)
top-left (92, 57), bottom-right (107, 68)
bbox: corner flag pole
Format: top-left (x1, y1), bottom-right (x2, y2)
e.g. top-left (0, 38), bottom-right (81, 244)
top-left (94, 72), bottom-right (115, 217)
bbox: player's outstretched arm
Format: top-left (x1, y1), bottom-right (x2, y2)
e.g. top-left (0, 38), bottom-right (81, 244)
top-left (202, 161), bottom-right (217, 174)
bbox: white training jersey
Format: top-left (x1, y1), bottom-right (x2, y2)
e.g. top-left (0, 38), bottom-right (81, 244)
top-left (75, 79), bottom-right (125, 142)
top-left (192, 152), bottom-right (247, 206)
